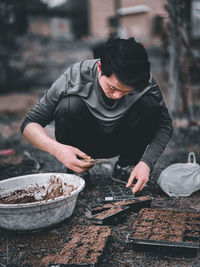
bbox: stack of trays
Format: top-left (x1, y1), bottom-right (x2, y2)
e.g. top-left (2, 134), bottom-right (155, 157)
top-left (87, 190), bottom-right (152, 225)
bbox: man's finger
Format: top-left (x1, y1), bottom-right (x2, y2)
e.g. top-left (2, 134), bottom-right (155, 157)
top-left (76, 158), bottom-right (94, 168)
top-left (131, 179), bottom-right (144, 193)
top-left (76, 150), bottom-right (95, 165)
top-left (138, 183), bottom-right (146, 192)
top-left (126, 174), bottom-right (136, 187)
top-left (76, 149), bottom-right (89, 159)
top-left (72, 160), bottom-right (91, 171)
top-left (73, 166), bottom-right (87, 173)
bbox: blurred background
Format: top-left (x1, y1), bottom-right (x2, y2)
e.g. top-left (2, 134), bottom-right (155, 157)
top-left (0, 0), bottom-right (200, 142)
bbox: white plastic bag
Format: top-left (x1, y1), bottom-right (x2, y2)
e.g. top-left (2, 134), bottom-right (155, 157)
top-left (157, 152), bottom-right (200, 197)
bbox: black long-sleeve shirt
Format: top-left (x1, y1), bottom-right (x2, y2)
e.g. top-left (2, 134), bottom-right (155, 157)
top-left (21, 59), bottom-right (173, 171)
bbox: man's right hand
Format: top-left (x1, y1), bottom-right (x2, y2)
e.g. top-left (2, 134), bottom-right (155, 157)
top-left (53, 143), bottom-right (94, 173)
top-left (23, 123), bottom-right (94, 173)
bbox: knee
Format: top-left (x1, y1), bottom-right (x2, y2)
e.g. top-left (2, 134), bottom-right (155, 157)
top-left (54, 95), bottom-right (86, 119)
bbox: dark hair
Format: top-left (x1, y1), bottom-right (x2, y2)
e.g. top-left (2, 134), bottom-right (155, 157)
top-left (99, 37), bottom-right (150, 90)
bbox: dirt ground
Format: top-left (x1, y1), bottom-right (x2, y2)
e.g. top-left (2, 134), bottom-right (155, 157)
top-left (0, 91), bottom-right (200, 267)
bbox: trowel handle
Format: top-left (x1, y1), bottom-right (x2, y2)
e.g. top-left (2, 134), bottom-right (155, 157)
top-left (0, 149), bottom-right (15, 156)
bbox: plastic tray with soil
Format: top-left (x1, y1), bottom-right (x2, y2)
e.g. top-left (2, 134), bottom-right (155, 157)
top-left (54, 264), bottom-right (95, 267)
top-left (87, 205), bottom-right (129, 225)
top-left (97, 185), bottom-right (136, 202)
top-left (42, 225), bottom-right (111, 266)
top-left (126, 208), bottom-right (200, 250)
top-left (86, 196), bottom-right (152, 216)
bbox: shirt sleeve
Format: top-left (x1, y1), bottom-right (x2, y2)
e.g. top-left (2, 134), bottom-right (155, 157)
top-left (140, 82), bottom-right (173, 172)
top-left (20, 74), bottom-right (67, 133)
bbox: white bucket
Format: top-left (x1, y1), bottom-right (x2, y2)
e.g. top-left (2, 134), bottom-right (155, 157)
top-left (0, 173), bottom-right (85, 231)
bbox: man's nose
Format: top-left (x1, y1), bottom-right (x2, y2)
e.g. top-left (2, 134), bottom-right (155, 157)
top-left (112, 91), bottom-right (123, 99)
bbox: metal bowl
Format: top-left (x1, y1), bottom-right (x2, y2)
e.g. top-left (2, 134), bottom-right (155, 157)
top-left (0, 173), bottom-right (85, 231)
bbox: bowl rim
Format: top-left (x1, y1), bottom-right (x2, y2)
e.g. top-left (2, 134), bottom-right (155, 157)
top-left (0, 172), bottom-right (85, 209)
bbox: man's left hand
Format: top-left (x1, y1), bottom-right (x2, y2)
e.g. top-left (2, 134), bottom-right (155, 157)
top-left (126, 161), bottom-right (150, 193)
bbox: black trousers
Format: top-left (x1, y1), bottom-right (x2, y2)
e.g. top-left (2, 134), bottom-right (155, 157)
top-left (54, 94), bottom-right (161, 167)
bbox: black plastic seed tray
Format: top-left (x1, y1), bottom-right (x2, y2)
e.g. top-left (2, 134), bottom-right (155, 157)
top-left (97, 185), bottom-right (136, 202)
top-left (87, 206), bottom-right (129, 225)
top-left (49, 226), bottom-right (111, 267)
top-left (86, 203), bottom-right (114, 215)
top-left (86, 196), bottom-right (152, 216)
top-left (51, 264), bottom-right (95, 267)
top-left (128, 238), bottom-right (200, 249)
top-left (126, 208), bottom-right (200, 251)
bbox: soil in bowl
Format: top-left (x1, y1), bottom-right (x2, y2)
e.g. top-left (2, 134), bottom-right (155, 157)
top-left (0, 175), bottom-right (76, 204)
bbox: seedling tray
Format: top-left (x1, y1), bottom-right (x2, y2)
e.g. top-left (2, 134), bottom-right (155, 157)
top-left (127, 208), bottom-right (200, 251)
top-left (87, 205), bottom-right (129, 225)
top-left (48, 225), bottom-right (111, 266)
top-left (52, 264), bottom-right (95, 267)
top-left (86, 196), bottom-right (152, 216)
top-left (86, 203), bottom-right (115, 215)
top-left (97, 185), bottom-right (136, 202)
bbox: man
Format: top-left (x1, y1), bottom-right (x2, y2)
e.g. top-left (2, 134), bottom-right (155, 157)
top-left (21, 37), bottom-right (173, 193)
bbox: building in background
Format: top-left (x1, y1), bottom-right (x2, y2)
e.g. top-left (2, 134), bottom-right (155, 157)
top-left (26, 0), bottom-right (89, 39)
top-left (0, 0), bottom-right (90, 92)
top-left (89, 0), bottom-right (168, 47)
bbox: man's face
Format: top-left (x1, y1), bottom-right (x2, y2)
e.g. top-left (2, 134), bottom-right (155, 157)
top-left (97, 62), bottom-right (133, 100)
